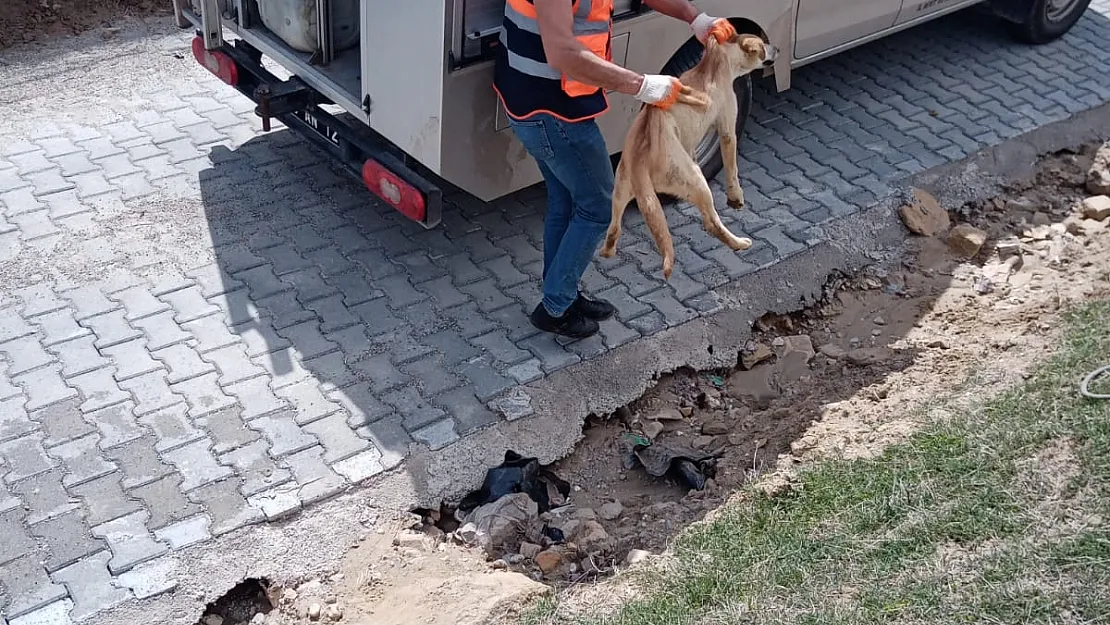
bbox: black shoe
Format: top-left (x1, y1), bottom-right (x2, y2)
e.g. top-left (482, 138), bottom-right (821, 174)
top-left (529, 303), bottom-right (599, 338)
top-left (569, 292), bottom-right (616, 322)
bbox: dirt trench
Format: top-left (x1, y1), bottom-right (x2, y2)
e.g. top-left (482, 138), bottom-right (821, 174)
top-left (191, 142), bottom-right (1110, 625)
top-left (0, 0), bottom-right (170, 49)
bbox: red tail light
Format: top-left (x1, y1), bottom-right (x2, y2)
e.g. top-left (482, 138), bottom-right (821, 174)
top-left (361, 159), bottom-right (427, 223)
top-left (192, 37), bottom-right (239, 86)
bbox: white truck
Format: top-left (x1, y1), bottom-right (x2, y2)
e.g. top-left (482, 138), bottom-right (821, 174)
top-left (172, 0), bottom-right (1091, 228)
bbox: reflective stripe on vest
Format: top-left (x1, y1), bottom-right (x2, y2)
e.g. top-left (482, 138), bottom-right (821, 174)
top-left (501, 0), bottom-right (613, 98)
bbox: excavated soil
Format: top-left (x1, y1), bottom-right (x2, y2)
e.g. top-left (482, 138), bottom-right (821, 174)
top-left (194, 146), bottom-right (1110, 624)
top-left (0, 0), bottom-right (170, 49)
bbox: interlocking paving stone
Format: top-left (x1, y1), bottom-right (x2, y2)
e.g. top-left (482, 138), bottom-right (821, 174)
top-left (186, 479), bottom-right (264, 536)
top-left (91, 511), bottom-right (168, 574)
top-left (1, 434), bottom-right (58, 484)
top-left (13, 365), bottom-right (78, 412)
top-left (32, 398), bottom-right (95, 447)
top-left (0, 509), bottom-right (38, 565)
top-left (219, 439), bottom-right (292, 496)
top-left (104, 436), bottom-right (174, 490)
top-left (85, 402), bottom-right (145, 449)
top-left (30, 510), bottom-right (106, 573)
top-left (137, 404), bottom-right (205, 453)
top-left (3, 9), bottom-right (1110, 622)
top-left (0, 553), bottom-right (69, 619)
top-left (99, 339), bottom-right (164, 382)
top-left (68, 473), bottom-right (144, 526)
top-left (152, 514), bottom-right (211, 551)
top-left (161, 438), bottom-right (234, 492)
top-left (67, 368), bottom-right (130, 413)
top-left (284, 445), bottom-right (348, 504)
top-left (114, 557), bottom-right (178, 600)
top-left (47, 434), bottom-right (117, 488)
top-left (7, 598), bottom-right (76, 625)
top-left (10, 469), bottom-right (79, 525)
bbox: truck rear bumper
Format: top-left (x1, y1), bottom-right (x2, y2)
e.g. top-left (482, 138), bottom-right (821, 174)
top-left (192, 36), bottom-right (444, 228)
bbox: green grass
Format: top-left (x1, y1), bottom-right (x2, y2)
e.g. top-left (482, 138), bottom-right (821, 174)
top-left (528, 300), bottom-right (1110, 625)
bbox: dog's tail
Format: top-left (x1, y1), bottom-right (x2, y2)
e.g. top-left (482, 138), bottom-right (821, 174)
top-left (630, 160), bottom-right (675, 280)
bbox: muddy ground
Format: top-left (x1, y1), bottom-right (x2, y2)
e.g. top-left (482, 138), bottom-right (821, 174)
top-left (190, 136), bottom-right (1110, 625)
top-left (0, 0), bottom-right (170, 49)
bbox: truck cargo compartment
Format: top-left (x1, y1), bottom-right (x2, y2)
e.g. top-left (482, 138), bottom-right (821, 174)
top-left (257, 0), bottom-right (359, 53)
top-left (184, 0), bottom-right (363, 117)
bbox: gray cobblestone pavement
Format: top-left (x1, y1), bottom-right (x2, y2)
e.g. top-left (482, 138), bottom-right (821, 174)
top-left (2, 4), bottom-right (1110, 623)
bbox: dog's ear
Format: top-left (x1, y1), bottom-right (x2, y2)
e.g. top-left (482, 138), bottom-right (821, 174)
top-left (739, 36), bottom-right (762, 55)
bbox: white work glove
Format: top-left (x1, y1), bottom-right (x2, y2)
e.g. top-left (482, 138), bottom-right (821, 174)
top-left (691, 12), bottom-right (736, 44)
top-left (635, 74), bottom-right (682, 109)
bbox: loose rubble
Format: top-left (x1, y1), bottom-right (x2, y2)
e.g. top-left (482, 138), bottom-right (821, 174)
top-left (1088, 141), bottom-right (1110, 195)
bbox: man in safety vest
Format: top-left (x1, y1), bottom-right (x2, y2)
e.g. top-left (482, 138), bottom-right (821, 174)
top-left (494, 0), bottom-right (736, 339)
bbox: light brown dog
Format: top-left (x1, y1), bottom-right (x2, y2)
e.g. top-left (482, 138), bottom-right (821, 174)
top-left (600, 33), bottom-right (779, 279)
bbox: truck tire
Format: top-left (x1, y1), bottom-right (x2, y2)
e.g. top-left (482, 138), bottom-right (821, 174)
top-left (1008, 0), bottom-right (1091, 44)
top-left (660, 35), bottom-right (754, 182)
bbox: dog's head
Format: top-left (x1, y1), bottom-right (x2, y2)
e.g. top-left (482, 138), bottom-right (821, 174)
top-left (710, 32), bottom-right (780, 77)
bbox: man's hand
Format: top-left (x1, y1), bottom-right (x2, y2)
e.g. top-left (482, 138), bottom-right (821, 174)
top-left (635, 75), bottom-right (684, 109)
top-left (691, 12), bottom-right (736, 43)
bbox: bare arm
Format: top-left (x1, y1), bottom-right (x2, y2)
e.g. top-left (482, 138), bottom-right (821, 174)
top-left (534, 0), bottom-right (644, 95)
top-left (641, 0), bottom-right (699, 24)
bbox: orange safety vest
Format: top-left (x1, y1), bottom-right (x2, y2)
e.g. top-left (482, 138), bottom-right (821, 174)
top-left (494, 0), bottom-right (614, 121)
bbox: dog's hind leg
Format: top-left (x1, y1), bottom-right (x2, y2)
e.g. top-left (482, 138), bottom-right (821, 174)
top-left (674, 158), bottom-right (751, 253)
top-left (636, 185), bottom-right (676, 280)
top-left (600, 162), bottom-right (636, 259)
top-left (623, 165), bottom-right (675, 279)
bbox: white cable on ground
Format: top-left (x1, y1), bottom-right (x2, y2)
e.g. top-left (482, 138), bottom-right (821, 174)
top-left (1079, 365), bottom-right (1110, 400)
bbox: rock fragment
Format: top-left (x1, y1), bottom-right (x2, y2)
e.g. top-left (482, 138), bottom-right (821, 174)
top-left (947, 223), bottom-right (988, 258)
top-left (899, 187), bottom-right (950, 236)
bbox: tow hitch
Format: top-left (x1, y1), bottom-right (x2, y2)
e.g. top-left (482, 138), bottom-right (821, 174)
top-left (253, 79), bottom-right (315, 133)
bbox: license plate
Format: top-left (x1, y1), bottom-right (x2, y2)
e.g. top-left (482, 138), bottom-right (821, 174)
top-left (294, 109), bottom-right (341, 147)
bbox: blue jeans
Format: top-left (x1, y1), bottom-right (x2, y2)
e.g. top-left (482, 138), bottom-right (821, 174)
top-left (508, 113), bottom-right (614, 317)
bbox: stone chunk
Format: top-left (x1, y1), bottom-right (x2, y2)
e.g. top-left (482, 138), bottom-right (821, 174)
top-left (898, 187), bottom-right (950, 236)
top-left (947, 223), bottom-right (988, 258)
top-left (535, 550), bottom-right (563, 574)
top-left (642, 421), bottom-right (664, 439)
top-left (845, 347), bottom-right (894, 367)
top-left (598, 501), bottom-right (623, 520)
top-left (1081, 195), bottom-right (1110, 221)
top-left (740, 342), bottom-right (773, 369)
top-left (1087, 141), bottom-right (1110, 195)
top-left (773, 335), bottom-right (815, 361)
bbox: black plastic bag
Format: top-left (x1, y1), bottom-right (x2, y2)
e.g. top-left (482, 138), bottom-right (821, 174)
top-left (457, 450), bottom-right (571, 515)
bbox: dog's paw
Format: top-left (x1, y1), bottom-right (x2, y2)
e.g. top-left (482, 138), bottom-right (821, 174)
top-left (728, 237), bottom-right (753, 251)
top-left (727, 186), bottom-right (745, 209)
top-left (599, 243), bottom-right (617, 258)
